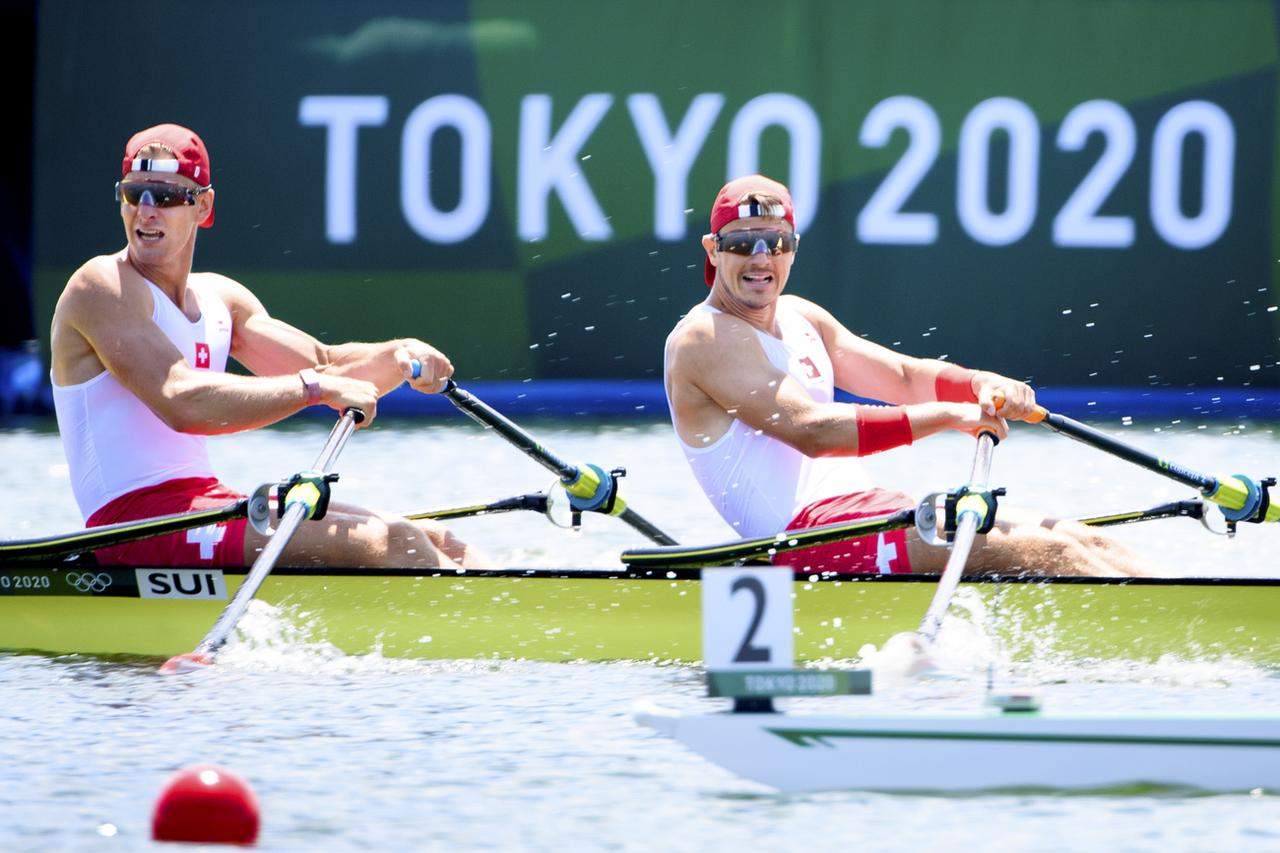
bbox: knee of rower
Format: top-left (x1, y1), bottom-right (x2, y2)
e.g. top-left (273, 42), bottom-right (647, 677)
top-left (1057, 521), bottom-right (1121, 556)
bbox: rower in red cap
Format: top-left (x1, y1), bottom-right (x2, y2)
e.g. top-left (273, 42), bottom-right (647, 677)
top-left (48, 124), bottom-right (481, 569)
top-left (662, 174), bottom-right (1156, 576)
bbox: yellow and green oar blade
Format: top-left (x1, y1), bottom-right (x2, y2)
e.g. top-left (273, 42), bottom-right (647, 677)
top-left (1027, 407), bottom-right (1279, 525)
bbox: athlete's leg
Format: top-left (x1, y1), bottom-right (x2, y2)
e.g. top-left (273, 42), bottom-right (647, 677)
top-left (242, 501), bottom-right (466, 569)
top-left (904, 507), bottom-right (1159, 577)
top-left (409, 517), bottom-right (485, 568)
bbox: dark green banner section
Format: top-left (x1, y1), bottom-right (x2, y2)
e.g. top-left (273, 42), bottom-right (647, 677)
top-left (34, 0), bottom-right (1279, 387)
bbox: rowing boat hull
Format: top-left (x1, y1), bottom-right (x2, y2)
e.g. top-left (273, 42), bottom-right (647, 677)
top-left (634, 703), bottom-right (1280, 792)
top-left (2, 565), bottom-right (1277, 663)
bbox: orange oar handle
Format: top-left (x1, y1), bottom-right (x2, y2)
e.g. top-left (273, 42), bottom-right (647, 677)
top-left (990, 390), bottom-right (1048, 423)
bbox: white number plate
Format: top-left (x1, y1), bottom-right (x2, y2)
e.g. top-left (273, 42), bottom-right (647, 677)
top-left (701, 567), bottom-right (793, 671)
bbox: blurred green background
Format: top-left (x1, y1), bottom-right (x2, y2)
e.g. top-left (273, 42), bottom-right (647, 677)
top-left (25, 0), bottom-right (1280, 392)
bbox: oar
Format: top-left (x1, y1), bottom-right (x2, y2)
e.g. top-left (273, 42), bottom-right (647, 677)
top-left (2, 496), bottom-right (271, 562)
top-left (916, 432), bottom-right (998, 645)
top-left (620, 508), bottom-right (915, 569)
top-left (1, 490), bottom-right (557, 565)
top-left (1078, 498), bottom-right (1227, 533)
top-left (619, 496), bottom-right (1219, 570)
top-left (159, 408), bottom-right (364, 673)
top-left (404, 492), bottom-right (551, 522)
top-left (1026, 406), bottom-right (1278, 526)
top-left (874, 431), bottom-right (1000, 676)
top-left (440, 379), bottom-right (677, 545)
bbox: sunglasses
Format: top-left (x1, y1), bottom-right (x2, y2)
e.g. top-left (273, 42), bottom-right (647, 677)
top-left (714, 228), bottom-right (798, 256)
top-left (115, 181), bottom-right (210, 208)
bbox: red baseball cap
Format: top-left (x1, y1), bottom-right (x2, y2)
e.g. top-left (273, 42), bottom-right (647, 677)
top-left (704, 174), bottom-right (795, 285)
top-left (121, 124), bottom-right (214, 228)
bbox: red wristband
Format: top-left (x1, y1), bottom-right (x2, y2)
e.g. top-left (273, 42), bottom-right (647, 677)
top-left (935, 365), bottom-right (978, 403)
top-left (855, 405), bottom-right (913, 457)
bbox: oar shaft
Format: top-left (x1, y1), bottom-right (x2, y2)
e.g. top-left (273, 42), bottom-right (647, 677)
top-left (193, 409), bottom-right (361, 658)
top-left (442, 380), bottom-right (577, 480)
top-left (617, 507), bottom-right (681, 549)
top-left (1078, 499), bottom-right (1204, 528)
top-left (405, 493), bottom-right (549, 522)
top-left (442, 380), bottom-right (677, 545)
top-left (621, 509), bottom-right (915, 569)
top-left (1030, 407), bottom-right (1278, 523)
top-left (2, 501), bottom-right (249, 561)
top-left (1035, 410), bottom-right (1217, 492)
top-left (918, 432), bottom-right (996, 644)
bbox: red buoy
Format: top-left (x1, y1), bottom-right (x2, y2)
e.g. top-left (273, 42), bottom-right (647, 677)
top-left (152, 764), bottom-right (260, 845)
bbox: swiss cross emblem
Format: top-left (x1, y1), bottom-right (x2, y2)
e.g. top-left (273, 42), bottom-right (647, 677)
top-left (194, 342), bottom-right (210, 369)
top-left (798, 356), bottom-right (821, 379)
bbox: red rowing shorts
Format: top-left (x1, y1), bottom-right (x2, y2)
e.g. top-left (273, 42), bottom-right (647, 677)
top-left (86, 477), bottom-right (248, 566)
top-left (774, 487), bottom-right (915, 575)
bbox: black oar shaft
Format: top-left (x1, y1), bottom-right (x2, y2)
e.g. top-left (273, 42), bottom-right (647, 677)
top-left (192, 409), bottom-right (362, 659)
top-left (1078, 499), bottom-right (1203, 528)
top-left (441, 380), bottom-right (677, 546)
top-left (406, 493), bottom-right (549, 521)
top-left (621, 509), bottom-right (915, 569)
top-left (3, 501), bottom-right (248, 561)
top-left (442, 381), bottom-right (577, 480)
top-left (1038, 411), bottom-right (1217, 493)
top-left (617, 508), bottom-right (680, 548)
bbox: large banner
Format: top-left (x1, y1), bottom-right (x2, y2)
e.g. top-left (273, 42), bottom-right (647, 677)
top-left (34, 0), bottom-right (1279, 389)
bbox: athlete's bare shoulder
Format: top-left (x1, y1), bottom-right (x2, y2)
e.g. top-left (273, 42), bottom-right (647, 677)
top-left (63, 253), bottom-right (125, 297)
top-left (193, 271), bottom-right (266, 321)
top-left (56, 254), bottom-right (148, 321)
top-left (52, 254), bottom-right (154, 384)
top-left (667, 302), bottom-right (717, 346)
top-left (670, 302), bottom-right (762, 351)
top-left (781, 293), bottom-right (836, 327)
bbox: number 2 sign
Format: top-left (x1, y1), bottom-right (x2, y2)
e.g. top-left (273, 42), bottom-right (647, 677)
top-left (701, 567), bottom-right (793, 672)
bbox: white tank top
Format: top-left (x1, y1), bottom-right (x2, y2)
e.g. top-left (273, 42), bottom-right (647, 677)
top-left (664, 301), bottom-right (872, 537)
top-left (52, 274), bottom-right (233, 520)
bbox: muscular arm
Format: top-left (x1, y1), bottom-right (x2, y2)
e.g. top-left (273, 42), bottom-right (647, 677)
top-left (666, 306), bottom-right (1003, 458)
top-left (207, 276), bottom-right (451, 395)
top-left (54, 261), bottom-right (322, 435)
top-left (793, 297), bottom-right (1038, 419)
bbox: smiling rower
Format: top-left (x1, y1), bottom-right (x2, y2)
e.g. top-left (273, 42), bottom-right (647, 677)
top-left (49, 123), bottom-right (479, 569)
top-left (662, 174), bottom-right (1156, 576)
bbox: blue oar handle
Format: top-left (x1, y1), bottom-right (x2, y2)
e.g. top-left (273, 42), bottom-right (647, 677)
top-left (410, 359), bottom-right (422, 380)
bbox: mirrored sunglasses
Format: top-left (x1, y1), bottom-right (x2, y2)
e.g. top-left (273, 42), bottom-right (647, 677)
top-left (115, 180), bottom-right (210, 208)
top-left (715, 228), bottom-right (798, 257)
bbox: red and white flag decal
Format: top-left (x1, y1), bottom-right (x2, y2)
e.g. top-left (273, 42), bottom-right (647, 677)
top-left (195, 342), bottom-right (210, 369)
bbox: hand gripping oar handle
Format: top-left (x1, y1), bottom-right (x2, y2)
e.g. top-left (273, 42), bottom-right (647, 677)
top-left (1025, 405), bottom-right (1278, 525)
top-left (162, 408), bottom-right (364, 671)
top-left (440, 380), bottom-right (678, 545)
top-left (917, 431), bottom-right (999, 645)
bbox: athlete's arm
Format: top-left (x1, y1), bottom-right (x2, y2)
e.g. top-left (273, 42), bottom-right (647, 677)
top-left (792, 298), bottom-right (1038, 420)
top-left (666, 309), bottom-right (1005, 458)
top-left (53, 260), bottom-right (376, 434)
top-left (208, 275), bottom-right (452, 395)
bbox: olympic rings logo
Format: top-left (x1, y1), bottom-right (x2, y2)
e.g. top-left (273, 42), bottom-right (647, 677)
top-left (65, 572), bottom-right (113, 593)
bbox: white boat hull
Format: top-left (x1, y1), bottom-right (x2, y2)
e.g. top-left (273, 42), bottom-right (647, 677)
top-left (635, 702), bottom-right (1280, 792)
